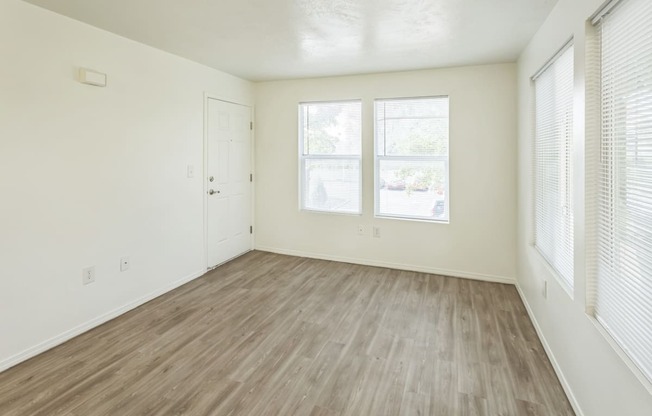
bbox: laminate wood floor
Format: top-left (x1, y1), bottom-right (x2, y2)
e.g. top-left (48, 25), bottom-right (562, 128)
top-left (0, 251), bottom-right (574, 416)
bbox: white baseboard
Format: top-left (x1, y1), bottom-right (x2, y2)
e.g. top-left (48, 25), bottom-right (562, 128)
top-left (515, 284), bottom-right (584, 416)
top-left (0, 269), bottom-right (206, 374)
top-left (255, 245), bottom-right (515, 285)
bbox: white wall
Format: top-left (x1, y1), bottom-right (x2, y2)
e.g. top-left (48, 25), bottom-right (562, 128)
top-left (254, 65), bottom-right (517, 283)
top-left (0, 0), bottom-right (252, 370)
top-left (517, 0), bottom-right (652, 415)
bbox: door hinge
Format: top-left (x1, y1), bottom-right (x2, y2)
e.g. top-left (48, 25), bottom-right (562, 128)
top-left (250, 226), bottom-right (253, 234)
top-left (250, 173), bottom-right (253, 182)
top-left (250, 121), bottom-right (253, 130)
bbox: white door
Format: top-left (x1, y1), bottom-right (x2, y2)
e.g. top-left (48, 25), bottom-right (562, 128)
top-left (206, 98), bottom-right (252, 268)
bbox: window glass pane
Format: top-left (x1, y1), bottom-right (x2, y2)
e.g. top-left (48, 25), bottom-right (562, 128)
top-left (377, 98), bottom-right (449, 157)
top-left (378, 160), bottom-right (448, 220)
top-left (303, 159), bottom-right (360, 213)
top-left (302, 101), bottom-right (361, 156)
top-left (375, 97), bottom-right (449, 222)
top-left (299, 101), bottom-right (361, 214)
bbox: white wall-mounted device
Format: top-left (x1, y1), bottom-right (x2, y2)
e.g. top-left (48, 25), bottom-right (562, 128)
top-left (79, 68), bottom-right (107, 87)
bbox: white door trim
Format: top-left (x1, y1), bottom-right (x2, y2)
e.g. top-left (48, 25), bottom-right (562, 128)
top-left (203, 92), bottom-right (254, 271)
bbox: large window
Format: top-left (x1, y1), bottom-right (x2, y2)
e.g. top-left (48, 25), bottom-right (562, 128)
top-left (299, 101), bottom-right (362, 214)
top-left (374, 97), bottom-right (449, 222)
top-left (533, 42), bottom-right (575, 291)
top-left (592, 0), bottom-right (652, 385)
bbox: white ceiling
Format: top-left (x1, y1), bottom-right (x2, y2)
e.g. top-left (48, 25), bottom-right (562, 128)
top-left (24, 0), bottom-right (558, 81)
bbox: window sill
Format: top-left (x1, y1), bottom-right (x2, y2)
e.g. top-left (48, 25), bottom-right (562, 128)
top-left (374, 214), bottom-right (449, 224)
top-left (530, 243), bottom-right (574, 300)
top-left (585, 313), bottom-right (652, 395)
top-left (300, 208), bottom-right (362, 217)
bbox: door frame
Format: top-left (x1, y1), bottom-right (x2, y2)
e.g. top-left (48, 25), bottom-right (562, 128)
top-left (203, 93), bottom-right (255, 270)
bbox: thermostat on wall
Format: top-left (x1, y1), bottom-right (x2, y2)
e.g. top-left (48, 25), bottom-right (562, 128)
top-left (79, 68), bottom-right (107, 87)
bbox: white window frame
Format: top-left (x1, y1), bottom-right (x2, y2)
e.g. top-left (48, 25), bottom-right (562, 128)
top-left (373, 96), bottom-right (450, 223)
top-left (531, 40), bottom-right (575, 295)
top-left (298, 100), bottom-right (362, 215)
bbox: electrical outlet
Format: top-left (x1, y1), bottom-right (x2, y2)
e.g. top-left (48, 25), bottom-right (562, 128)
top-left (373, 227), bottom-right (381, 238)
top-left (120, 256), bottom-right (130, 272)
top-left (542, 280), bottom-right (548, 299)
top-left (82, 266), bottom-right (95, 285)
top-left (187, 164), bottom-right (195, 178)
top-left (357, 224), bottom-right (365, 236)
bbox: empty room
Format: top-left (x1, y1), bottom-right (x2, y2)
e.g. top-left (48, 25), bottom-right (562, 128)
top-left (1, 0), bottom-right (651, 415)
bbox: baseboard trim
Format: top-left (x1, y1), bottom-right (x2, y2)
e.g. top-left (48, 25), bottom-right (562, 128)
top-left (515, 284), bottom-right (584, 416)
top-left (255, 245), bottom-right (516, 285)
top-left (0, 269), bottom-right (206, 374)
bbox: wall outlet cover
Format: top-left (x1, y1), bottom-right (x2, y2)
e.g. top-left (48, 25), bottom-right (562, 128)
top-left (120, 257), bottom-right (130, 272)
top-left (82, 266), bottom-right (95, 285)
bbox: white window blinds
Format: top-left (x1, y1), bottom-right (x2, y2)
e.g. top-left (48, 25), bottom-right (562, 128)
top-left (299, 101), bottom-right (362, 214)
top-left (593, 0), bottom-right (652, 384)
top-left (533, 43), bottom-right (575, 290)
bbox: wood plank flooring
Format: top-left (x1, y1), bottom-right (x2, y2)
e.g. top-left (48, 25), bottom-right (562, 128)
top-left (0, 251), bottom-right (574, 415)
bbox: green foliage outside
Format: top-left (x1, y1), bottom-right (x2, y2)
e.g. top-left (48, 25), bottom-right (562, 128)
top-left (389, 124), bottom-right (447, 195)
top-left (304, 105), bottom-right (448, 197)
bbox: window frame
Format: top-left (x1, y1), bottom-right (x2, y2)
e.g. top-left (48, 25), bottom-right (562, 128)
top-left (298, 99), bottom-right (363, 215)
top-left (373, 96), bottom-right (450, 223)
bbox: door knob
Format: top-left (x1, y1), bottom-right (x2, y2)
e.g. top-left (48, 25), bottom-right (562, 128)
top-left (209, 189), bottom-right (220, 195)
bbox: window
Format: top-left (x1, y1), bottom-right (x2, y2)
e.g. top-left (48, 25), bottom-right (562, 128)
top-left (374, 97), bottom-right (449, 222)
top-left (533, 42), bottom-right (575, 291)
top-left (299, 101), bottom-right (362, 214)
top-left (591, 0), bottom-right (652, 385)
